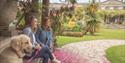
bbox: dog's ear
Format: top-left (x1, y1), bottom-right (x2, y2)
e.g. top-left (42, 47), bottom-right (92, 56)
top-left (10, 36), bottom-right (21, 52)
top-left (10, 36), bottom-right (25, 58)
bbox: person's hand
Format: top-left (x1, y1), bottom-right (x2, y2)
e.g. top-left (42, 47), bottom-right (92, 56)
top-left (50, 42), bottom-right (54, 49)
top-left (40, 43), bottom-right (44, 47)
top-left (35, 44), bottom-right (41, 49)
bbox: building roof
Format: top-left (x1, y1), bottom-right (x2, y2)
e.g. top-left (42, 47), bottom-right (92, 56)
top-left (101, 0), bottom-right (125, 5)
top-left (49, 3), bottom-right (88, 10)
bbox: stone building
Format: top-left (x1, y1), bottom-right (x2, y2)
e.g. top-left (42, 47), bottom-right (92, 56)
top-left (100, 0), bottom-right (125, 10)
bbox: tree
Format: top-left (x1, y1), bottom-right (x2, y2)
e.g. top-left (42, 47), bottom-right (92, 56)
top-left (84, 0), bottom-right (101, 35)
top-left (16, 0), bottom-right (40, 29)
top-left (42, 0), bottom-right (60, 47)
top-left (69, 0), bottom-right (77, 4)
top-left (68, 0), bottom-right (77, 10)
top-left (42, 0), bottom-right (49, 23)
top-left (97, 10), bottom-right (125, 24)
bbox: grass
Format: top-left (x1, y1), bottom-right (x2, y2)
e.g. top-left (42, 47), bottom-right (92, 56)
top-left (106, 45), bottom-right (125, 63)
top-left (57, 29), bottom-right (125, 46)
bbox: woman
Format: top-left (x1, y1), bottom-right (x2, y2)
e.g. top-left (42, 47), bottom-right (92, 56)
top-left (23, 16), bottom-right (60, 63)
top-left (35, 17), bottom-right (53, 49)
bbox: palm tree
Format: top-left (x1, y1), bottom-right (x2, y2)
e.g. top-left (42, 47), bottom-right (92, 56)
top-left (60, 0), bottom-right (77, 10)
top-left (84, 15), bottom-right (101, 35)
top-left (68, 0), bottom-right (77, 10)
top-left (69, 0), bottom-right (77, 4)
top-left (84, 0), bottom-right (100, 35)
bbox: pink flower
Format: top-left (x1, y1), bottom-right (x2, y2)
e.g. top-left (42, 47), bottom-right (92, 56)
top-left (54, 49), bottom-right (86, 63)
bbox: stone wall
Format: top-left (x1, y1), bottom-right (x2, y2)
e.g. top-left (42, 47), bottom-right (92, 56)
top-left (0, 37), bottom-right (10, 53)
top-left (0, 0), bottom-right (18, 37)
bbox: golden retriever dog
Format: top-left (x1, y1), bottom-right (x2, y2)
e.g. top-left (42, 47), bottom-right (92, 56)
top-left (0, 34), bottom-right (32, 63)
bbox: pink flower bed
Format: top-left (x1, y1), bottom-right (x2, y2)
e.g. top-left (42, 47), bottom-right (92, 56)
top-left (54, 49), bottom-right (87, 63)
top-left (25, 49), bottom-right (87, 63)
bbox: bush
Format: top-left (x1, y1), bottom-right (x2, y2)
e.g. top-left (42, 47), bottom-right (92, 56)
top-left (61, 31), bottom-right (83, 37)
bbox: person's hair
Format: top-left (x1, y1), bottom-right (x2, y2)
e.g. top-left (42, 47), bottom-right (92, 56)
top-left (42, 17), bottom-right (50, 25)
top-left (41, 17), bottom-right (52, 31)
top-left (26, 15), bottom-right (36, 26)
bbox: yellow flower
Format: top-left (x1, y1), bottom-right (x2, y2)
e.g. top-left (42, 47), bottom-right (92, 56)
top-left (68, 20), bottom-right (76, 28)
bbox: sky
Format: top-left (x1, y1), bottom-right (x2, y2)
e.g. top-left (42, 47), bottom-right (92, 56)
top-left (50, 0), bottom-right (107, 3)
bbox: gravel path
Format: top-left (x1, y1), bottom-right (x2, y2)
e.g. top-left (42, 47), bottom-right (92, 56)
top-left (61, 40), bottom-right (125, 63)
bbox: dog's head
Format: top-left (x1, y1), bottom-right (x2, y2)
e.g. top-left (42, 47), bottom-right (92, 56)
top-left (10, 34), bottom-right (32, 58)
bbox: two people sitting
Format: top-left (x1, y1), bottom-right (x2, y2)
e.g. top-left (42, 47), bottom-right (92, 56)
top-left (23, 16), bottom-right (60, 63)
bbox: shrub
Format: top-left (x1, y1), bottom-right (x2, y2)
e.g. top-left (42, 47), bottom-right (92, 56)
top-left (61, 31), bottom-right (83, 37)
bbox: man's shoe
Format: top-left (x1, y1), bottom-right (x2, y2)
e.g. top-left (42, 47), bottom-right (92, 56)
top-left (51, 59), bottom-right (61, 63)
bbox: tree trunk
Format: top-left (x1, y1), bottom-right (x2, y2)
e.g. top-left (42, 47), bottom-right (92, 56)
top-left (0, 0), bottom-right (17, 37)
top-left (31, 0), bottom-right (40, 18)
top-left (42, 0), bottom-right (58, 47)
top-left (42, 0), bottom-right (49, 23)
top-left (104, 15), bottom-right (106, 23)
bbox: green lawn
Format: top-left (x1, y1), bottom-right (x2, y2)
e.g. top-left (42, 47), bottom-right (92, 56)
top-left (106, 45), bottom-right (125, 63)
top-left (57, 29), bottom-right (125, 46)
